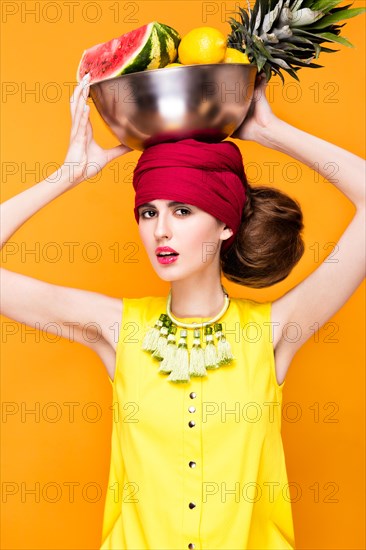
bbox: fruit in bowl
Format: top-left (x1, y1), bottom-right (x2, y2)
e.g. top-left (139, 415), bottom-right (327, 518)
top-left (76, 2), bottom-right (365, 86)
top-left (77, 21), bottom-right (181, 85)
top-left (226, 0), bottom-right (366, 81)
top-left (178, 27), bottom-right (227, 64)
top-left (75, 2), bottom-right (365, 149)
top-left (76, 22), bottom-right (257, 150)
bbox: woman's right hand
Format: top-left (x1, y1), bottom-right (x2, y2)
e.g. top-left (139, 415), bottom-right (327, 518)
top-left (63, 74), bottom-right (133, 186)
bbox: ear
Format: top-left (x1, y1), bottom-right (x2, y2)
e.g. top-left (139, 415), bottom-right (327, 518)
top-left (220, 225), bottom-right (234, 242)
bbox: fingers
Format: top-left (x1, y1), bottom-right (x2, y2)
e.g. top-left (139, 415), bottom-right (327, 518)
top-left (74, 102), bottom-right (90, 144)
top-left (69, 101), bottom-right (90, 157)
top-left (254, 72), bottom-right (267, 91)
top-left (258, 73), bottom-right (268, 91)
top-left (85, 119), bottom-right (93, 146)
top-left (70, 74), bottom-right (90, 114)
top-left (252, 72), bottom-right (268, 104)
top-left (256, 72), bottom-right (267, 84)
top-left (70, 76), bottom-right (91, 140)
top-left (70, 74), bottom-right (90, 127)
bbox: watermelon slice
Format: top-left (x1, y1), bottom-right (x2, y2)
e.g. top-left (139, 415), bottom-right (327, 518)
top-left (76, 22), bottom-right (181, 84)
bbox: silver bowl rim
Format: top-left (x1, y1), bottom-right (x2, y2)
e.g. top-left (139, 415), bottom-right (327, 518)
top-left (89, 62), bottom-right (258, 87)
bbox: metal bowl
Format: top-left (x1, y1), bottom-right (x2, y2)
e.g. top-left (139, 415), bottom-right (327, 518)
top-left (89, 63), bottom-right (257, 151)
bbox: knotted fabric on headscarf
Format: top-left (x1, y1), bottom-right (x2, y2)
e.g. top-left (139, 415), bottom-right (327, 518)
top-left (132, 139), bottom-right (248, 251)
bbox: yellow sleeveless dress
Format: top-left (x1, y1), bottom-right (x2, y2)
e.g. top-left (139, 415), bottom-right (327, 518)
top-left (100, 296), bottom-right (295, 550)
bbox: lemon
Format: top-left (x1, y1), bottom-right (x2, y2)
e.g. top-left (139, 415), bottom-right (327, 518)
top-left (164, 63), bottom-right (182, 68)
top-left (178, 27), bottom-right (227, 65)
top-left (223, 48), bottom-right (250, 64)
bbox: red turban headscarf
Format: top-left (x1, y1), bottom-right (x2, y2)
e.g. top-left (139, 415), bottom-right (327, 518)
top-left (132, 139), bottom-right (248, 251)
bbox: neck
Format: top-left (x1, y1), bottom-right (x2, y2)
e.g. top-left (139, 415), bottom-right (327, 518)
top-left (169, 272), bottom-right (227, 318)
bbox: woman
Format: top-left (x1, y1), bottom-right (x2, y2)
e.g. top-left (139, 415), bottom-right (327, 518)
top-left (1, 73), bottom-right (365, 549)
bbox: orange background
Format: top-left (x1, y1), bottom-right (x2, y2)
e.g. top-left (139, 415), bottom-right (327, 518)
top-left (1, 1), bottom-right (365, 548)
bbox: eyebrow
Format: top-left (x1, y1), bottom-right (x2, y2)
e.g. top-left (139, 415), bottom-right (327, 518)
top-left (137, 201), bottom-right (190, 211)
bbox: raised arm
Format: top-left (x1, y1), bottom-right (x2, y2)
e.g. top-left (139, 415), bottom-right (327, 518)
top-left (233, 77), bottom-right (365, 381)
top-left (1, 75), bottom-right (132, 246)
top-left (1, 75), bottom-right (131, 376)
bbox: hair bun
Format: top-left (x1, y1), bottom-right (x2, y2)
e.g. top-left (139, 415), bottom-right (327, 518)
top-left (221, 185), bottom-right (305, 289)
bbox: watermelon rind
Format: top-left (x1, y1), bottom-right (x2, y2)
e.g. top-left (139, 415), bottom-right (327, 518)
top-left (157, 22), bottom-right (181, 48)
top-left (76, 22), bottom-right (181, 84)
top-left (155, 22), bottom-right (180, 65)
top-left (114, 22), bottom-right (181, 74)
top-left (115, 25), bottom-right (159, 75)
top-left (156, 28), bottom-right (171, 68)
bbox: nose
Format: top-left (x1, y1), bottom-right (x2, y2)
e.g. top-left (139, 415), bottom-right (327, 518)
top-left (153, 211), bottom-right (172, 241)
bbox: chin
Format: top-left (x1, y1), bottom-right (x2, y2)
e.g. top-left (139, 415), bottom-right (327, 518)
top-left (153, 262), bottom-right (210, 283)
top-left (152, 266), bottom-right (186, 282)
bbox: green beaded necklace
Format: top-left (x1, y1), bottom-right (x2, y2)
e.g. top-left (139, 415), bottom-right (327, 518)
top-left (141, 287), bottom-right (234, 383)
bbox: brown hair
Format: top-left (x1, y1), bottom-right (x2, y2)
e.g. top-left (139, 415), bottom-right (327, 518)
top-left (220, 185), bottom-right (305, 288)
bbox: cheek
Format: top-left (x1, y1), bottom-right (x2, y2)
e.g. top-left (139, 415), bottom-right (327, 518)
top-left (138, 225), bottom-right (151, 251)
top-left (195, 219), bottom-right (221, 242)
top-left (137, 224), bottom-right (144, 243)
top-left (181, 221), bottom-right (221, 253)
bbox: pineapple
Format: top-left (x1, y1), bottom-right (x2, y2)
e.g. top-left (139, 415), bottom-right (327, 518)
top-left (226, 0), bottom-right (365, 81)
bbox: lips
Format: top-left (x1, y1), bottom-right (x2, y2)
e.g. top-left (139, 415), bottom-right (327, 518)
top-left (156, 246), bottom-right (179, 265)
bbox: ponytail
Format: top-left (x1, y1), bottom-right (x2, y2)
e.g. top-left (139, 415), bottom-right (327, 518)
top-left (221, 185), bottom-right (305, 288)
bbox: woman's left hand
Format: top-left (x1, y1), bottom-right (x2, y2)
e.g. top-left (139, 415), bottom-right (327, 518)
top-left (231, 74), bottom-right (277, 144)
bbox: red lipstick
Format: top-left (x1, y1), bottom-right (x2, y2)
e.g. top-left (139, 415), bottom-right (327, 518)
top-left (155, 246), bottom-right (179, 265)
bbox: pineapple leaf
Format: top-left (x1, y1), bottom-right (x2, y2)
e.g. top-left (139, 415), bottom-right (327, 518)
top-left (267, 45), bottom-right (296, 56)
top-left (225, 0), bottom-right (364, 84)
top-left (261, 0), bottom-right (284, 33)
top-left (314, 42), bottom-right (321, 57)
top-left (291, 0), bottom-right (305, 11)
top-left (258, 57), bottom-right (269, 71)
top-left (239, 7), bottom-right (250, 28)
top-left (252, 34), bottom-right (276, 59)
top-left (309, 7), bottom-right (366, 29)
top-left (310, 0), bottom-right (342, 10)
top-left (253, 5), bottom-right (262, 33)
top-left (291, 8), bottom-right (325, 27)
top-left (291, 59), bottom-right (324, 67)
top-left (274, 42), bottom-right (314, 51)
top-left (250, 0), bottom-right (262, 33)
top-left (282, 67), bottom-right (301, 81)
top-left (271, 67), bottom-right (285, 82)
top-left (292, 27), bottom-right (337, 40)
top-left (318, 31), bottom-right (354, 46)
top-left (286, 35), bottom-right (315, 44)
top-left (252, 49), bottom-right (269, 70)
top-left (300, 0), bottom-right (317, 7)
top-left (269, 46), bottom-right (322, 66)
top-left (324, 5), bottom-right (353, 14)
top-left (271, 57), bottom-right (292, 68)
top-left (319, 45), bottom-right (338, 52)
